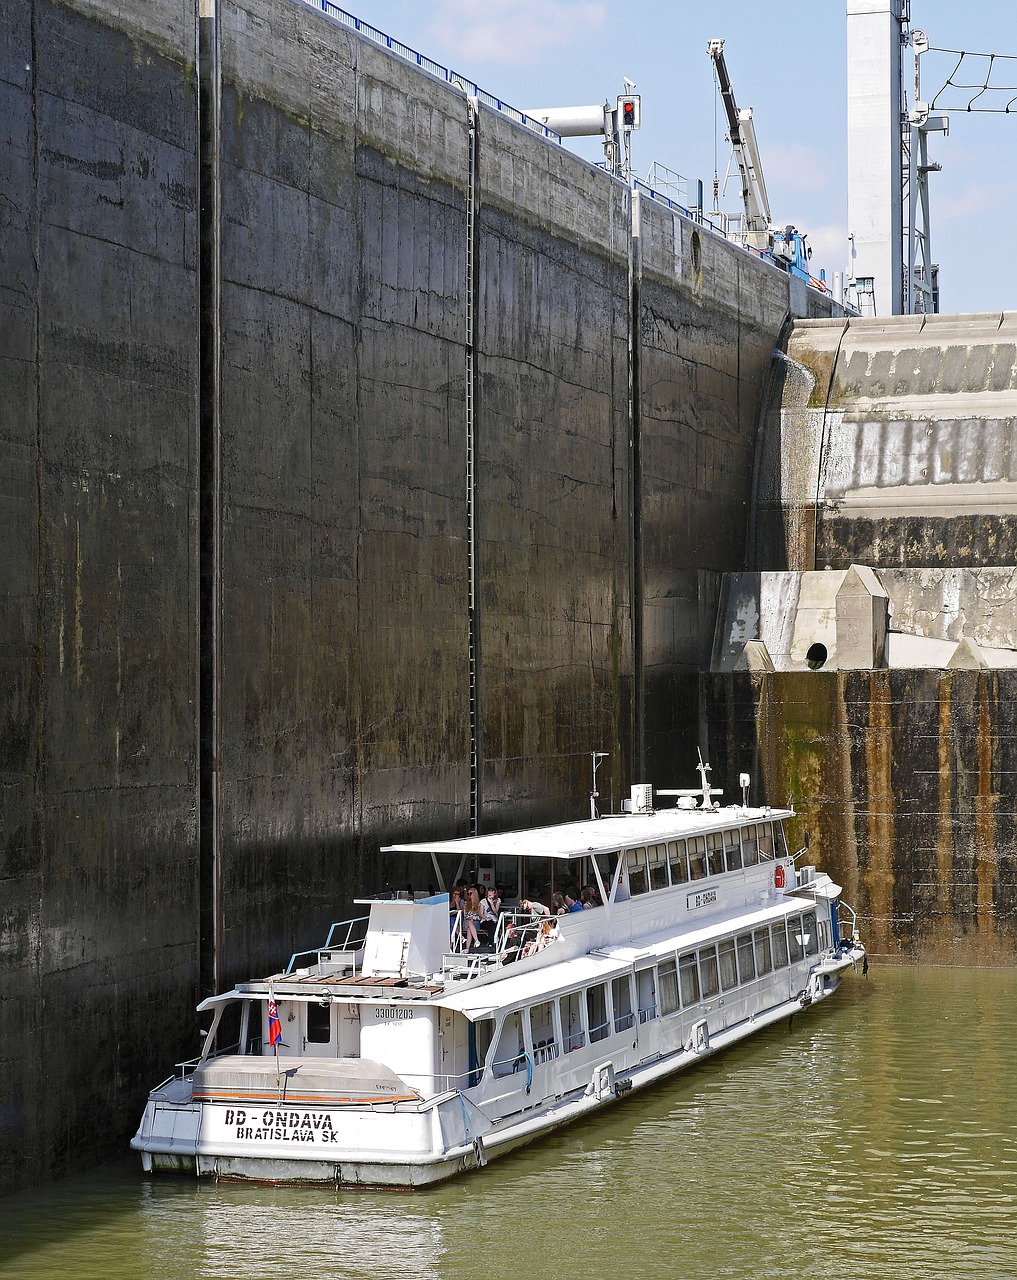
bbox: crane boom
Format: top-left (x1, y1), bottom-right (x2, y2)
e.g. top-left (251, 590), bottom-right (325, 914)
top-left (707, 39), bottom-right (772, 250)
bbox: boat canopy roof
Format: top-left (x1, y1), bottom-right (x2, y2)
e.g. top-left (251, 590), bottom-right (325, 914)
top-left (432, 952), bottom-right (631, 1019)
top-left (382, 804), bottom-right (791, 862)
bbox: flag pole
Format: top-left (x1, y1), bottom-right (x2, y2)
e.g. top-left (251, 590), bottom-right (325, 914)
top-left (269, 983), bottom-right (281, 1092)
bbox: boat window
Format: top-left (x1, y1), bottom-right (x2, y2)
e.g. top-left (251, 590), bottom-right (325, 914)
top-left (718, 938), bottom-right (738, 990)
top-left (678, 953), bottom-right (700, 1006)
top-left (648, 843), bottom-right (670, 891)
top-left (587, 984), bottom-right (610, 1043)
top-left (818, 916), bottom-right (830, 951)
top-left (474, 1018), bottom-right (495, 1071)
top-left (787, 916), bottom-right (805, 963)
top-left (771, 920), bottom-right (789, 968)
top-left (802, 911), bottom-right (819, 955)
top-left (705, 832), bottom-right (724, 876)
top-left (736, 932), bottom-right (756, 982)
top-left (242, 1001), bottom-right (262, 1055)
top-left (774, 823), bottom-right (789, 857)
top-left (658, 958), bottom-right (680, 1015)
top-left (757, 823), bottom-right (773, 859)
top-left (560, 991), bottom-right (584, 1052)
top-left (491, 1011), bottom-right (526, 1078)
top-left (636, 967), bottom-right (657, 1022)
top-left (688, 837), bottom-right (707, 880)
top-left (668, 840), bottom-right (689, 884)
top-left (306, 1001), bottom-right (331, 1045)
top-left (627, 847), bottom-right (649, 896)
top-left (529, 1000), bottom-right (558, 1064)
top-left (612, 975), bottom-right (635, 1032)
top-left (753, 927), bottom-right (773, 976)
top-left (741, 826), bottom-right (759, 867)
top-left (723, 830), bottom-right (742, 872)
top-left (698, 945), bottom-right (720, 998)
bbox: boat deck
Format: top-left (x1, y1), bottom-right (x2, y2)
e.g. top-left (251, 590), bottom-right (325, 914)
top-left (239, 973), bottom-right (447, 999)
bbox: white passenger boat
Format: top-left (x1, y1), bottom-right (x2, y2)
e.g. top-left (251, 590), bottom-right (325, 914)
top-left (132, 762), bottom-right (866, 1186)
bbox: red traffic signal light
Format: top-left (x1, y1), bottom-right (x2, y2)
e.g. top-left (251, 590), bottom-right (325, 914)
top-left (617, 95), bottom-right (640, 131)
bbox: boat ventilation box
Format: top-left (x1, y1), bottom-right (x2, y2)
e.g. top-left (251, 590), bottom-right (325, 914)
top-left (317, 950), bottom-right (357, 976)
top-left (627, 784), bottom-right (654, 814)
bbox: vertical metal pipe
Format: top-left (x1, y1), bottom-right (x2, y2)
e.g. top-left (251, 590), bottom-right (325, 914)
top-left (465, 98), bottom-right (482, 835)
top-left (629, 189), bottom-right (644, 779)
top-left (197, 0), bottom-right (222, 996)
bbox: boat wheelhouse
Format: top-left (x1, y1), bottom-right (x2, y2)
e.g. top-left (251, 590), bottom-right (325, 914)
top-left (132, 766), bottom-right (865, 1186)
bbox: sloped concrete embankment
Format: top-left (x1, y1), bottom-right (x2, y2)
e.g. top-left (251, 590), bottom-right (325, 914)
top-left (711, 313), bottom-right (1017, 962)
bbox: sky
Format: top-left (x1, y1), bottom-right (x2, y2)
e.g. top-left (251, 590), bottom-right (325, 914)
top-left (334, 0), bottom-right (1016, 315)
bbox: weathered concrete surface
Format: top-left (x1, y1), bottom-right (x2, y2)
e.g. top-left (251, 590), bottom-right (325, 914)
top-left (636, 198), bottom-right (835, 777)
top-left (216, 2), bottom-right (474, 979)
top-left (474, 107), bottom-right (633, 827)
top-left (0, 0), bottom-right (843, 1195)
top-left (706, 670), bottom-right (1017, 964)
top-left (0, 0), bottom-right (199, 1190)
top-left (753, 312), bottom-right (1017, 570)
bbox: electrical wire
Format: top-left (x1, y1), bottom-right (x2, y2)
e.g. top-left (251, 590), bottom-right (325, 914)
top-left (924, 45), bottom-right (1017, 113)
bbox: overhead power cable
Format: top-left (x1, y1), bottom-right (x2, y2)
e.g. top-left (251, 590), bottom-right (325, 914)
top-left (925, 45), bottom-right (1017, 113)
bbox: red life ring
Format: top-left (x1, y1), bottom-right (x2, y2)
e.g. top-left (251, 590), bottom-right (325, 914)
top-left (774, 864), bottom-right (786, 890)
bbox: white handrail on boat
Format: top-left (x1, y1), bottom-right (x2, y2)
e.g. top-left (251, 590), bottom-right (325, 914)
top-left (286, 914), bottom-right (370, 974)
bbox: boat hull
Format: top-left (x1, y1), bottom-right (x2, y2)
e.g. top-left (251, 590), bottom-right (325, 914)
top-left (133, 955), bottom-right (860, 1187)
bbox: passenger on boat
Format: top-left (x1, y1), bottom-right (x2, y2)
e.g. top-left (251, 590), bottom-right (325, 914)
top-left (581, 887), bottom-right (601, 908)
top-left (551, 892), bottom-right (566, 915)
top-left (518, 898), bottom-right (550, 918)
top-left (480, 886), bottom-right (501, 920)
top-left (521, 917), bottom-right (559, 957)
top-left (449, 887), bottom-right (465, 948)
top-left (464, 887), bottom-right (483, 950)
top-left (477, 887), bottom-right (500, 947)
top-left (564, 892), bottom-right (583, 913)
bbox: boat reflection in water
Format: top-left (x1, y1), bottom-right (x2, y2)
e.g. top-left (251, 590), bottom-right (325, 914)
top-left (132, 759), bottom-right (865, 1187)
top-left (137, 1179), bottom-right (446, 1280)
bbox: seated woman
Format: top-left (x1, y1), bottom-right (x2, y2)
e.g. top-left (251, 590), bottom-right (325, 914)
top-left (521, 916), bottom-right (560, 958)
top-left (463, 886), bottom-right (483, 951)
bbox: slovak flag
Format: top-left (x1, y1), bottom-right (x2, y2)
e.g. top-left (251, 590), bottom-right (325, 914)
top-left (267, 996), bottom-right (282, 1046)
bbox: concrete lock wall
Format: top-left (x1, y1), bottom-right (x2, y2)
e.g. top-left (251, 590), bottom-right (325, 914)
top-left (705, 670), bottom-right (1017, 965)
top-left (1, 0), bottom-right (200, 1194)
top-left (1, 0), bottom-right (840, 1191)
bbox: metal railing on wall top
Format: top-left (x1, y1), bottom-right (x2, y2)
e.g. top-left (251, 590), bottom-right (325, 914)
top-left (307, 2), bottom-right (563, 142)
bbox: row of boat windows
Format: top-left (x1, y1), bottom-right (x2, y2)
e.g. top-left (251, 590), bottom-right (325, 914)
top-left (479, 909), bottom-right (822, 1077)
top-left (624, 821), bottom-right (787, 896)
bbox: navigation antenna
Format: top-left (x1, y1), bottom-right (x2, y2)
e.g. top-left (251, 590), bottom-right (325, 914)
top-left (590, 751), bottom-right (609, 820)
top-left (695, 748), bottom-right (723, 810)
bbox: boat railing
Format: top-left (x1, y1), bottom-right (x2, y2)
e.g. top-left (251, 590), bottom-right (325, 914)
top-left (837, 899), bottom-right (860, 942)
top-left (166, 1036), bottom-right (242, 1084)
top-left (449, 910), bottom-right (467, 953)
top-left (443, 908), bottom-right (560, 975)
top-left (638, 1001), bottom-right (657, 1024)
top-left (285, 915), bottom-right (370, 975)
top-left (404, 1065), bottom-right (489, 1094)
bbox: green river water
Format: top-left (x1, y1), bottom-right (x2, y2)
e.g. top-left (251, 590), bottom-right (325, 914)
top-left (2, 966), bottom-right (1015, 1280)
